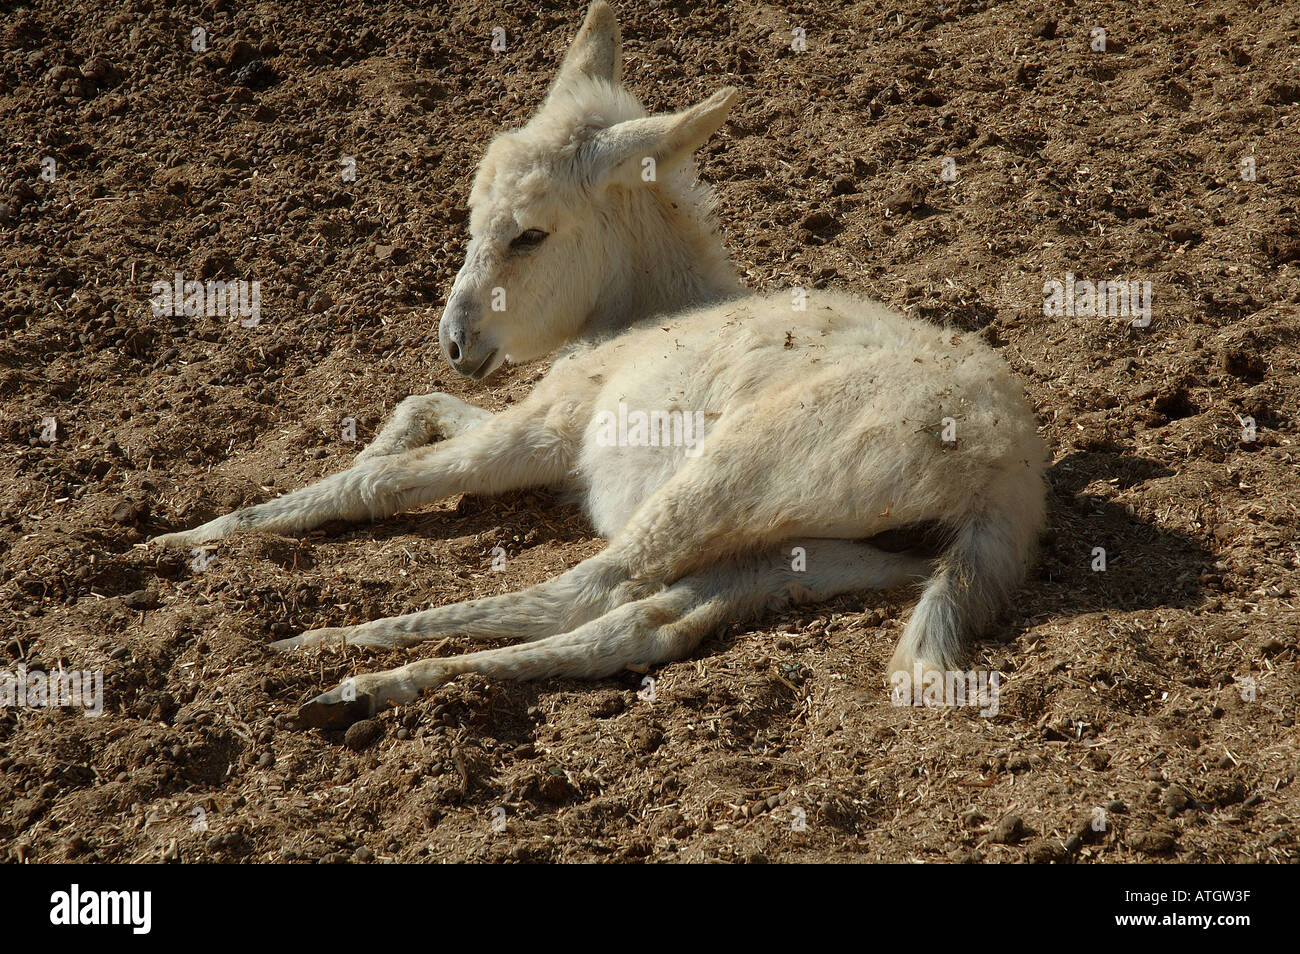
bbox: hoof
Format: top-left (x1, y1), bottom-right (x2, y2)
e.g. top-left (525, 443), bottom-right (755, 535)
top-left (297, 683), bottom-right (374, 730)
top-left (270, 628), bottom-right (348, 651)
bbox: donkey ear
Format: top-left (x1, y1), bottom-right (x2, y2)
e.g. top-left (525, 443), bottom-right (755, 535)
top-left (552, 1), bottom-right (623, 90)
top-left (584, 87), bottom-right (738, 187)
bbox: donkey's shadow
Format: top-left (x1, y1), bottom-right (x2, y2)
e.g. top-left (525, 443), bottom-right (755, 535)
top-left (1035, 448), bottom-right (1210, 618)
top-left (341, 488), bottom-right (593, 550)
top-left (756, 447), bottom-right (1210, 642)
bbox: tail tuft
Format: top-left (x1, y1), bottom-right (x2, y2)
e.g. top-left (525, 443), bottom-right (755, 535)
top-left (889, 503), bottom-right (1038, 678)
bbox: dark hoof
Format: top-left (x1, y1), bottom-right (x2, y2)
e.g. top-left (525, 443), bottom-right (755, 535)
top-left (297, 688), bottom-right (374, 730)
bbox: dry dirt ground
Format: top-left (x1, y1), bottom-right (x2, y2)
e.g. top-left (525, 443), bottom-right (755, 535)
top-left (2, 0), bottom-right (1298, 864)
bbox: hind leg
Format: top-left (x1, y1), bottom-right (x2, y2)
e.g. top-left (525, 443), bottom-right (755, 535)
top-left (274, 537), bottom-right (932, 651)
top-left (296, 540), bottom-right (932, 726)
top-left (269, 554), bottom-right (655, 650)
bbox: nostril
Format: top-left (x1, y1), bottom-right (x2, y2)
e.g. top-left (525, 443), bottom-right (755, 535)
top-left (447, 340), bottom-right (461, 362)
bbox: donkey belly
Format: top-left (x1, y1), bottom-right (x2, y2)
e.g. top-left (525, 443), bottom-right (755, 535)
top-left (578, 444), bottom-right (691, 538)
top-left (575, 386), bottom-right (720, 538)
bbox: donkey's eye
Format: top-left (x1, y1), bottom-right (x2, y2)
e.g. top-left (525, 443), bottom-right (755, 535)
top-left (509, 229), bottom-right (549, 251)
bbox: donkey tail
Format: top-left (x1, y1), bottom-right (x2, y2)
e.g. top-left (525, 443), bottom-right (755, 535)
top-left (888, 497), bottom-right (1041, 678)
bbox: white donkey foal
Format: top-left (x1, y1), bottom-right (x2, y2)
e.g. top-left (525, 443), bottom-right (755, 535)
top-left (154, 2), bottom-right (1047, 728)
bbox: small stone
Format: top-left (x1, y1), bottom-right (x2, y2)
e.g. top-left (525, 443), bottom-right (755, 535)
top-left (308, 290), bottom-right (333, 313)
top-left (231, 59), bottom-right (278, 90)
top-left (884, 182), bottom-right (926, 214)
top-left (1259, 637), bottom-right (1286, 656)
top-left (990, 815), bottom-right (1025, 844)
top-left (80, 56), bottom-right (113, 80)
top-left (1161, 784), bottom-right (1191, 816)
top-left (344, 719), bottom-right (384, 751)
top-left (800, 210), bottom-right (836, 232)
top-left (1027, 839), bottom-right (1064, 863)
top-left (1032, 19), bottom-right (1057, 39)
top-left (111, 499), bottom-right (147, 524)
top-left (1127, 828), bottom-right (1176, 854)
top-left (225, 39), bottom-right (257, 67)
top-left (354, 846), bottom-right (375, 863)
top-left (122, 589), bottom-right (160, 611)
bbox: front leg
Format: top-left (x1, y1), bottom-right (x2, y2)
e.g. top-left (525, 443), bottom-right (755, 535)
top-left (354, 392), bottom-right (494, 464)
top-left (151, 397), bottom-right (569, 548)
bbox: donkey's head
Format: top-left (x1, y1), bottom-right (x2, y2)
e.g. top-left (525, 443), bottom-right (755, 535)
top-left (438, 1), bottom-right (740, 379)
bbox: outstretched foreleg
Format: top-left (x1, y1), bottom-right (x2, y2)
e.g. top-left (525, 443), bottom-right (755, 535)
top-left (152, 400), bottom-right (568, 548)
top-left (354, 392), bottom-right (494, 464)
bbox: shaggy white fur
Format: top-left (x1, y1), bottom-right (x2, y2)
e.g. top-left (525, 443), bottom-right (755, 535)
top-left (153, 2), bottom-right (1048, 728)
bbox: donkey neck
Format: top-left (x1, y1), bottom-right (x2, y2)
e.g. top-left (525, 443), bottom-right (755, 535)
top-left (580, 181), bottom-right (746, 340)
